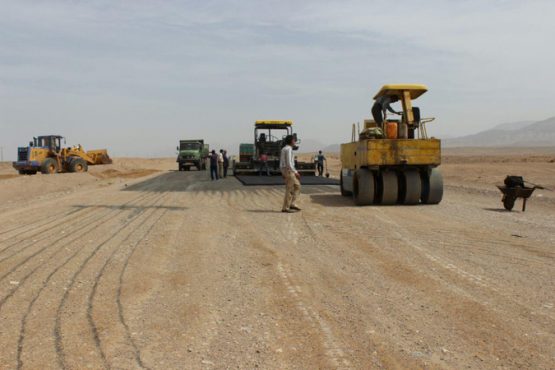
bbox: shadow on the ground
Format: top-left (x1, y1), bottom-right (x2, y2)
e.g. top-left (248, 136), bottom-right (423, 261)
top-left (72, 204), bottom-right (188, 211)
top-left (123, 171), bottom-right (338, 194)
top-left (483, 207), bottom-right (513, 213)
top-left (246, 209), bottom-right (285, 214)
top-left (309, 193), bottom-right (354, 207)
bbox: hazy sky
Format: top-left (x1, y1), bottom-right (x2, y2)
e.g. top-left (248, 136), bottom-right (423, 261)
top-left (1, 0), bottom-right (554, 159)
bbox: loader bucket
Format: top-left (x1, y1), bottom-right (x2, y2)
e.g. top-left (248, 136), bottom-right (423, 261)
top-left (86, 150), bottom-right (113, 165)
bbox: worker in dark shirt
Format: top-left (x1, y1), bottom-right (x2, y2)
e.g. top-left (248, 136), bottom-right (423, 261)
top-left (316, 151), bottom-right (326, 176)
top-left (209, 150), bottom-right (219, 180)
top-left (223, 150), bottom-right (229, 178)
top-left (371, 95), bottom-right (402, 129)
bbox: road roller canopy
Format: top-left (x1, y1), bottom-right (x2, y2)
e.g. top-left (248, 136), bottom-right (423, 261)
top-left (373, 84), bottom-right (428, 100)
top-left (254, 120), bottom-right (293, 130)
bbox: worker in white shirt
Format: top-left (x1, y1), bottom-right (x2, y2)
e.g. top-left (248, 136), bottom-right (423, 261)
top-left (279, 135), bottom-right (301, 213)
top-left (217, 149), bottom-right (224, 178)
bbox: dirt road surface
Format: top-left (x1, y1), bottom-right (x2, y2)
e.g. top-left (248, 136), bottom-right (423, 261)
top-left (0, 153), bottom-right (554, 369)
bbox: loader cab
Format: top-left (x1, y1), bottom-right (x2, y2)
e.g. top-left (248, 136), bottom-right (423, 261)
top-left (36, 135), bottom-right (65, 152)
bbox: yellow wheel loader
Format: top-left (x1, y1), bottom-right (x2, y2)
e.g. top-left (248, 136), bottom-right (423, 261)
top-left (340, 84), bottom-right (443, 205)
top-left (13, 135), bottom-right (112, 175)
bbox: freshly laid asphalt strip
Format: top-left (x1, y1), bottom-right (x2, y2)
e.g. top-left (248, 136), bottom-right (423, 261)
top-left (235, 175), bottom-right (340, 186)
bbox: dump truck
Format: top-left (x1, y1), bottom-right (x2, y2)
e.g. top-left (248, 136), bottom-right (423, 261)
top-left (13, 135), bottom-right (112, 175)
top-left (340, 84), bottom-right (443, 205)
top-left (233, 120), bottom-right (316, 176)
top-left (176, 139), bottom-right (209, 171)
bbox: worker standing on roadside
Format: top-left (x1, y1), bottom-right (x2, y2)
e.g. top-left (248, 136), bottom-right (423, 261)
top-left (209, 150), bottom-right (219, 180)
top-left (259, 152), bottom-right (270, 176)
top-left (280, 135), bottom-right (301, 213)
top-left (217, 149), bottom-right (224, 179)
top-left (316, 150), bottom-right (326, 177)
top-left (371, 95), bottom-right (401, 129)
top-left (223, 150), bottom-right (229, 178)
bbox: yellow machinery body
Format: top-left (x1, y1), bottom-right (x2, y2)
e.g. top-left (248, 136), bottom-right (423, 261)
top-left (13, 135), bottom-right (112, 175)
top-left (340, 84), bottom-right (443, 205)
top-left (341, 139), bottom-right (441, 169)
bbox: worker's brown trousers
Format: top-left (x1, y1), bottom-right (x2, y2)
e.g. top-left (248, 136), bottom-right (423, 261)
top-left (282, 170), bottom-right (301, 210)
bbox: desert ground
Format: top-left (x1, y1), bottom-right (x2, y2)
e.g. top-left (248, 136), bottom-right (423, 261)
top-left (0, 148), bottom-right (554, 369)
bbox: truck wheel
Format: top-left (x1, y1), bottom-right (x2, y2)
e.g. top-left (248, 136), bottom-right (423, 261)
top-left (353, 169), bottom-right (375, 206)
top-left (69, 158), bottom-right (88, 173)
top-left (18, 170), bottom-right (27, 175)
top-left (340, 170), bottom-right (352, 196)
top-left (40, 158), bottom-right (58, 174)
top-left (421, 168), bottom-right (443, 204)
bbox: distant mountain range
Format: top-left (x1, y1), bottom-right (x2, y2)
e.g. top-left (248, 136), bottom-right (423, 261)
top-left (445, 117), bottom-right (555, 147)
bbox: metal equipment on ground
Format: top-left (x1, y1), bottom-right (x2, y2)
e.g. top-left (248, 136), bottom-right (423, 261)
top-left (233, 120), bottom-right (316, 176)
top-left (340, 84), bottom-right (443, 205)
top-left (497, 175), bottom-right (547, 211)
top-left (13, 135), bottom-right (112, 175)
top-left (176, 139), bottom-right (209, 171)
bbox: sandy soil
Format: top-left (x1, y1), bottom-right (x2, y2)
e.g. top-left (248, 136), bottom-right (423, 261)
top-left (0, 149), bottom-right (553, 369)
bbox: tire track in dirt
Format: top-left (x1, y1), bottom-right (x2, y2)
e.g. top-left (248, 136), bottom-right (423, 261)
top-left (225, 190), bottom-right (354, 368)
top-left (276, 261), bottom-right (353, 369)
top-left (88, 207), bottom-right (169, 370)
top-left (13, 196), bottom-right (167, 369)
top-left (0, 206), bottom-right (110, 262)
top-left (0, 193), bottom-right (169, 368)
top-left (371, 208), bottom-right (555, 323)
top-left (114, 213), bottom-right (166, 370)
top-left (0, 191), bottom-right (167, 367)
top-left (109, 175), bottom-right (196, 369)
top-left (0, 194), bottom-right (163, 335)
top-left (298, 199), bottom-right (547, 368)
top-left (11, 172), bottom-right (191, 369)
top-left (53, 190), bottom-right (173, 370)
top-left (0, 192), bottom-right (159, 288)
top-left (0, 190), bottom-right (155, 259)
top-left (0, 205), bottom-right (98, 255)
top-left (0, 176), bottom-right (164, 245)
top-left (0, 207), bottom-right (85, 241)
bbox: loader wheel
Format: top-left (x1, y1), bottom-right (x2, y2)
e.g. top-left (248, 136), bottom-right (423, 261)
top-left (421, 168), bottom-right (443, 204)
top-left (40, 158), bottom-right (58, 174)
top-left (69, 158), bottom-right (88, 173)
top-left (18, 170), bottom-right (27, 175)
top-left (353, 169), bottom-right (375, 206)
top-left (378, 171), bottom-right (398, 205)
top-left (340, 170), bottom-right (352, 197)
top-left (399, 170), bottom-right (422, 205)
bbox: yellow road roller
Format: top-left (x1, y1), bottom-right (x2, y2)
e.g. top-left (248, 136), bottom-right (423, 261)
top-left (340, 84), bottom-right (443, 205)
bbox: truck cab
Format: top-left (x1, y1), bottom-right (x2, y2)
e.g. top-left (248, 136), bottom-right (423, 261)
top-left (177, 139), bottom-right (208, 171)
